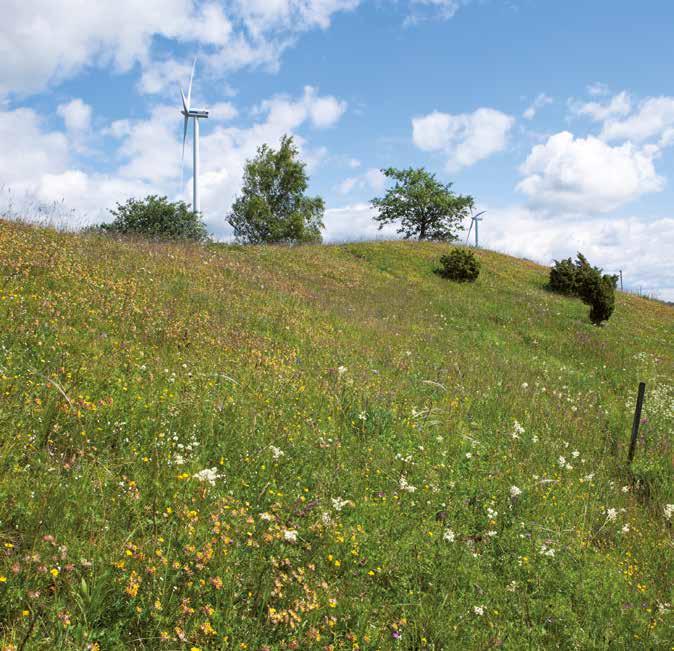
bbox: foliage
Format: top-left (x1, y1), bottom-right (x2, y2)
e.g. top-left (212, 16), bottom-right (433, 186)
top-left (95, 195), bottom-right (209, 242)
top-left (549, 253), bottom-right (618, 324)
top-left (0, 221), bottom-right (673, 649)
top-left (436, 247), bottom-right (480, 282)
top-left (227, 135), bottom-right (324, 244)
top-left (371, 167), bottom-right (474, 241)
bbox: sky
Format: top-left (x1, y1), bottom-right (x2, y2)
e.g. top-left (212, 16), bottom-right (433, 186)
top-left (2, 0), bottom-right (674, 300)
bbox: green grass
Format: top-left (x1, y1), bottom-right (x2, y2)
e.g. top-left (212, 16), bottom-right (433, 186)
top-left (0, 219), bottom-right (672, 650)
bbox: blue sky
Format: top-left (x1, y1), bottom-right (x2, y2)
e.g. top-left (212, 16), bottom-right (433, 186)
top-left (1, 0), bottom-right (673, 298)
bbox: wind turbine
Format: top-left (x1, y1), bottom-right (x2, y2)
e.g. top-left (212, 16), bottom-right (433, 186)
top-left (465, 210), bottom-right (486, 247)
top-left (180, 58), bottom-right (209, 214)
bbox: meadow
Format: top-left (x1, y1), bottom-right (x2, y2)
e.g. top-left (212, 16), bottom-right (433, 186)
top-left (0, 219), bottom-right (672, 649)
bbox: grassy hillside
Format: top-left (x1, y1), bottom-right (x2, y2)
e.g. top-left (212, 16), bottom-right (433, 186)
top-left (0, 219), bottom-right (672, 650)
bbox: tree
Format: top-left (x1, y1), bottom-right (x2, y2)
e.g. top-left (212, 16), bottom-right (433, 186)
top-left (95, 195), bottom-right (209, 242)
top-left (371, 167), bottom-right (474, 241)
top-left (227, 135), bottom-right (324, 244)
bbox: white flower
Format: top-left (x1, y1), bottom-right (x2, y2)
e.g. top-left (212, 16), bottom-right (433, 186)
top-left (486, 507), bottom-right (498, 520)
top-left (172, 453), bottom-right (185, 466)
top-left (531, 435), bottom-right (539, 443)
top-left (521, 382), bottom-right (529, 389)
top-left (259, 512), bottom-right (273, 521)
top-left (664, 504), bottom-right (674, 521)
top-left (398, 476), bottom-right (416, 493)
top-left (510, 485), bottom-right (522, 498)
top-left (571, 450), bottom-right (580, 458)
top-left (270, 445), bottom-right (284, 460)
top-left (583, 472), bottom-right (595, 482)
top-left (443, 529), bottom-right (455, 543)
top-left (331, 497), bottom-right (350, 511)
top-left (558, 455), bottom-right (567, 468)
top-left (539, 543), bottom-right (555, 557)
top-left (473, 605), bottom-right (485, 616)
top-left (621, 485), bottom-right (630, 493)
top-left (192, 467), bottom-right (221, 486)
top-left (465, 452), bottom-right (472, 459)
top-left (606, 508), bottom-right (618, 522)
top-left (337, 365), bottom-right (348, 375)
top-left (486, 530), bottom-right (497, 537)
top-left (512, 421), bottom-right (525, 439)
top-left (283, 529), bottom-right (298, 543)
top-left (321, 512), bottom-right (333, 526)
top-left (506, 580), bottom-right (518, 592)
top-left (621, 524), bottom-right (630, 533)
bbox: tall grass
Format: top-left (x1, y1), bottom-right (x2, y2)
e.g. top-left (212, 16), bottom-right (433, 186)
top-left (0, 220), bottom-right (672, 649)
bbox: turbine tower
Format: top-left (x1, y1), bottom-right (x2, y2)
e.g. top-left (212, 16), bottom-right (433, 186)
top-left (465, 210), bottom-right (486, 247)
top-left (180, 58), bottom-right (209, 214)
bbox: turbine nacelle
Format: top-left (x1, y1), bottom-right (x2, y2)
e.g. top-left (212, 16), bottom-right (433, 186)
top-left (184, 109), bottom-right (209, 119)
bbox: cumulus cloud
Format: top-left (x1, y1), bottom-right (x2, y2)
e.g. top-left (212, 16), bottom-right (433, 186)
top-left (412, 108), bottom-right (515, 171)
top-left (0, 0), bottom-right (360, 98)
top-left (405, 0), bottom-right (461, 24)
top-left (570, 91), bottom-right (631, 122)
top-left (523, 93), bottom-right (553, 120)
top-left (323, 203), bottom-right (399, 242)
top-left (57, 99), bottom-right (92, 133)
top-left (338, 168), bottom-right (386, 195)
top-left (517, 131), bottom-right (664, 213)
top-left (599, 96), bottom-right (674, 143)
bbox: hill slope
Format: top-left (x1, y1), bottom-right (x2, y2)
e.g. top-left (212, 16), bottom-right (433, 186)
top-left (0, 220), bottom-right (672, 649)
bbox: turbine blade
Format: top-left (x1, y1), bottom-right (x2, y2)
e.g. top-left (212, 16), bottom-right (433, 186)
top-left (465, 218), bottom-right (474, 245)
top-left (180, 88), bottom-right (188, 113)
top-left (181, 115), bottom-right (189, 190)
top-left (187, 57), bottom-right (196, 112)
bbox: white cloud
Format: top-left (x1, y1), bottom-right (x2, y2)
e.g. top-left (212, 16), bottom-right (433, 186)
top-left (57, 99), bottom-right (92, 133)
top-left (478, 205), bottom-right (674, 301)
top-left (570, 91), bottom-right (631, 122)
top-left (600, 96), bottom-right (674, 143)
top-left (323, 203), bottom-right (399, 242)
top-left (256, 86), bottom-right (347, 130)
top-left (0, 0), bottom-right (360, 98)
top-left (405, 0), bottom-right (461, 25)
top-left (517, 131), bottom-right (664, 213)
top-left (412, 108), bottom-right (515, 171)
top-left (338, 168), bottom-right (386, 195)
top-left (523, 93), bottom-right (553, 120)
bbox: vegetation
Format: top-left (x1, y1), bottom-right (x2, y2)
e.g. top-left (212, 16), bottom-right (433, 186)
top-left (0, 220), bottom-right (672, 649)
top-left (549, 253), bottom-right (618, 325)
top-left (227, 135), bottom-right (324, 245)
top-left (436, 248), bottom-right (481, 282)
top-left (371, 167), bottom-right (473, 241)
top-left (95, 195), bottom-right (209, 242)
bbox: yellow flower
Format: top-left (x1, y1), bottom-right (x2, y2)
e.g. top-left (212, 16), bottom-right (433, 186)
top-left (0, 576), bottom-right (7, 583)
top-left (50, 568), bottom-right (59, 578)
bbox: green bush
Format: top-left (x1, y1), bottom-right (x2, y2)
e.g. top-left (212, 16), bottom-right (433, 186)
top-left (436, 248), bottom-right (480, 282)
top-left (549, 253), bottom-right (617, 324)
top-left (95, 195), bottom-right (210, 242)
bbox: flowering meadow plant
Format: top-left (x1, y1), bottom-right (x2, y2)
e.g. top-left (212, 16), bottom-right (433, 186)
top-left (0, 221), bottom-right (672, 649)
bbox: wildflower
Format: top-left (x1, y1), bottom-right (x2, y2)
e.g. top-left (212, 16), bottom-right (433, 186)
top-left (193, 468), bottom-right (221, 486)
top-left (259, 512), bottom-right (273, 521)
top-left (510, 485), bottom-right (522, 498)
top-left (486, 507), bottom-right (498, 520)
top-left (331, 497), bottom-right (350, 511)
top-left (531, 435), bottom-right (539, 443)
top-left (622, 524), bottom-right (630, 533)
top-left (583, 472), bottom-right (595, 482)
top-left (465, 452), bottom-right (472, 459)
top-left (506, 580), bottom-right (517, 592)
top-left (443, 529), bottom-right (455, 543)
top-left (0, 576), bottom-right (7, 583)
top-left (398, 476), bottom-right (416, 493)
top-left (50, 568), bottom-right (59, 578)
top-left (539, 544), bottom-right (555, 557)
top-left (572, 450), bottom-right (580, 458)
top-left (473, 605), bottom-right (485, 616)
top-left (558, 456), bottom-right (566, 468)
top-left (283, 529), bottom-right (298, 543)
top-left (606, 508), bottom-right (618, 522)
top-left (512, 421), bottom-right (525, 439)
top-left (664, 504), bottom-right (674, 521)
top-left (521, 382), bottom-right (528, 389)
top-left (337, 365), bottom-right (348, 375)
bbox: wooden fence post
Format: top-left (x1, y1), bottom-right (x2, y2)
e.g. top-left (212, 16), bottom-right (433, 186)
top-left (627, 382), bottom-right (646, 464)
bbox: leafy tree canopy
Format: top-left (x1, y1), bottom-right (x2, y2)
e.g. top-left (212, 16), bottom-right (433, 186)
top-left (227, 135), bottom-right (324, 244)
top-left (96, 195), bottom-right (209, 242)
top-left (371, 167), bottom-right (474, 241)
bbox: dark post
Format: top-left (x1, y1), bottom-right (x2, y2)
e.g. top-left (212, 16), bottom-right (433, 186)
top-left (619, 270), bottom-right (623, 291)
top-left (627, 382), bottom-right (646, 464)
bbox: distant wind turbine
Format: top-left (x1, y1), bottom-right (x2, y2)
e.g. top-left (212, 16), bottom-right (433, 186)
top-left (180, 58), bottom-right (209, 215)
top-left (465, 210), bottom-right (486, 247)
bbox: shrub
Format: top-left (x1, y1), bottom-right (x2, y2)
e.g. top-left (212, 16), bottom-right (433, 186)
top-left (436, 248), bottom-right (480, 282)
top-left (95, 195), bottom-right (210, 242)
top-left (549, 253), bottom-right (616, 324)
